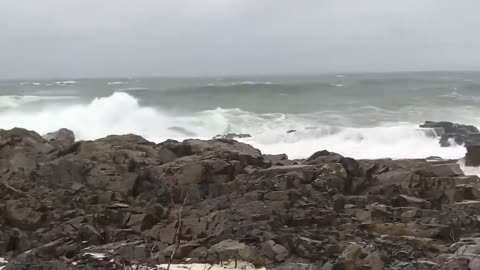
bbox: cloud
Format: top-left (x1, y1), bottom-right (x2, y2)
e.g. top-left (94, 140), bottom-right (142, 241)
top-left (1, 0), bottom-right (480, 78)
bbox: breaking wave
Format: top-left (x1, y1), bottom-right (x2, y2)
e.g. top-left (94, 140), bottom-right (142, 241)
top-left (19, 82), bottom-right (42, 86)
top-left (55, 81), bottom-right (76, 85)
top-left (0, 92), bottom-right (465, 160)
top-left (107, 81), bottom-right (128, 85)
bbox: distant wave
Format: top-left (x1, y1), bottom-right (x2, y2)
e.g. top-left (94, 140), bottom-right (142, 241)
top-left (441, 91), bottom-right (463, 98)
top-left (116, 87), bottom-right (149, 91)
top-left (235, 81), bottom-right (273, 85)
top-left (55, 81), bottom-right (76, 85)
top-left (0, 95), bottom-right (77, 109)
top-left (107, 81), bottom-right (128, 85)
top-left (206, 81), bottom-right (274, 87)
top-left (441, 91), bottom-right (480, 102)
top-left (19, 82), bottom-right (42, 86)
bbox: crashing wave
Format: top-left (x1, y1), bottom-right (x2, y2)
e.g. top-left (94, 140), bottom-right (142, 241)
top-left (0, 92), bottom-right (466, 160)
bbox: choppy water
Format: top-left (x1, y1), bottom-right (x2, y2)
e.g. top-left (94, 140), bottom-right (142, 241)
top-left (1, 71), bottom-right (479, 159)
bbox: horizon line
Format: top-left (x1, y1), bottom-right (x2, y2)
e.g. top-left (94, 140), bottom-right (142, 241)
top-left (2, 69), bottom-right (480, 81)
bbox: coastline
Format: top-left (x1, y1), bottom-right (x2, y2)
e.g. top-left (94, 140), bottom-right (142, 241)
top-left (0, 126), bottom-right (480, 269)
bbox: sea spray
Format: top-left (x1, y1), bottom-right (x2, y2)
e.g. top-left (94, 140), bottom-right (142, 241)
top-left (0, 92), bottom-right (467, 160)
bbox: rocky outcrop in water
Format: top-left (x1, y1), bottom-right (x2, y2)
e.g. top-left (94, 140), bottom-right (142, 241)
top-left (2, 128), bottom-right (480, 269)
top-left (420, 121), bottom-right (480, 147)
top-left (420, 121), bottom-right (480, 167)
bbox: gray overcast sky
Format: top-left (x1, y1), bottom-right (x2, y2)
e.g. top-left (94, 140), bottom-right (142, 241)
top-left (1, 0), bottom-right (480, 79)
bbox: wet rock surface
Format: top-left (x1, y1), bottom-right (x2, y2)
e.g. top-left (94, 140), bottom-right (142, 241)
top-left (419, 121), bottom-right (480, 147)
top-left (1, 128), bottom-right (480, 269)
top-left (420, 121), bottom-right (480, 167)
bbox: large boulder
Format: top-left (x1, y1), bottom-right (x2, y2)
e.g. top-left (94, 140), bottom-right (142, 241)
top-left (43, 128), bottom-right (75, 148)
top-left (0, 128), bottom-right (53, 174)
top-left (207, 239), bottom-right (259, 264)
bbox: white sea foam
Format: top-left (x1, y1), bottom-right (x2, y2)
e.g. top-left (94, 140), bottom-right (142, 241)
top-left (107, 81), bottom-right (128, 85)
top-left (84, 252), bottom-right (106, 259)
top-left (20, 82), bottom-right (41, 86)
top-left (236, 81), bottom-right (273, 85)
top-left (0, 257), bottom-right (7, 270)
top-left (458, 159), bottom-right (480, 176)
top-left (0, 92), bottom-right (467, 160)
top-left (55, 80), bottom-right (76, 85)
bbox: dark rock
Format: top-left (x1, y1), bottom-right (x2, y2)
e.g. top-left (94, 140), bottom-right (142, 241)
top-left (265, 154), bottom-right (289, 165)
top-left (207, 239), bottom-right (258, 263)
top-left (43, 128), bottom-right (75, 148)
top-left (260, 240), bottom-right (289, 262)
top-left (0, 128), bottom-right (53, 174)
top-left (1, 127), bottom-right (480, 269)
top-left (5, 199), bottom-right (45, 230)
top-left (393, 195), bottom-right (432, 209)
top-left (465, 135), bottom-right (480, 166)
top-left (414, 163), bottom-right (464, 177)
top-left (306, 150), bottom-right (342, 161)
top-left (332, 243), bottom-right (384, 270)
top-left (466, 145), bottom-right (480, 167)
top-left (420, 121), bottom-right (480, 147)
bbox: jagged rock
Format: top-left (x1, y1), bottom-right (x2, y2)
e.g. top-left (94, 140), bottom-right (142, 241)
top-left (184, 138), bottom-right (261, 156)
top-left (332, 243), bottom-right (384, 270)
top-left (265, 154), bottom-right (289, 165)
top-left (5, 199), bottom-right (45, 230)
top-left (420, 121), bottom-right (480, 147)
top-left (291, 237), bottom-right (325, 259)
top-left (359, 222), bottom-right (459, 241)
top-left (438, 256), bottom-right (475, 270)
top-left (393, 195), bottom-right (432, 208)
top-left (207, 240), bottom-right (258, 263)
top-left (2, 127), bottom-right (480, 269)
top-left (3, 238), bottom-right (67, 270)
top-left (465, 134), bottom-right (480, 166)
top-left (414, 163), bottom-right (464, 177)
top-left (401, 260), bottom-right (439, 270)
top-left (0, 128), bottom-right (54, 174)
top-left (466, 145), bottom-right (480, 167)
top-left (43, 128), bottom-right (75, 148)
top-left (274, 263), bottom-right (320, 270)
top-left (260, 240), bottom-right (289, 262)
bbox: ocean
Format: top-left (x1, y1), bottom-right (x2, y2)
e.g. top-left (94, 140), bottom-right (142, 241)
top-left (0, 71), bottom-right (478, 160)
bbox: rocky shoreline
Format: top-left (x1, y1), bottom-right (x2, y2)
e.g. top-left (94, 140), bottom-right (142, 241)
top-left (1, 123), bottom-right (480, 269)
